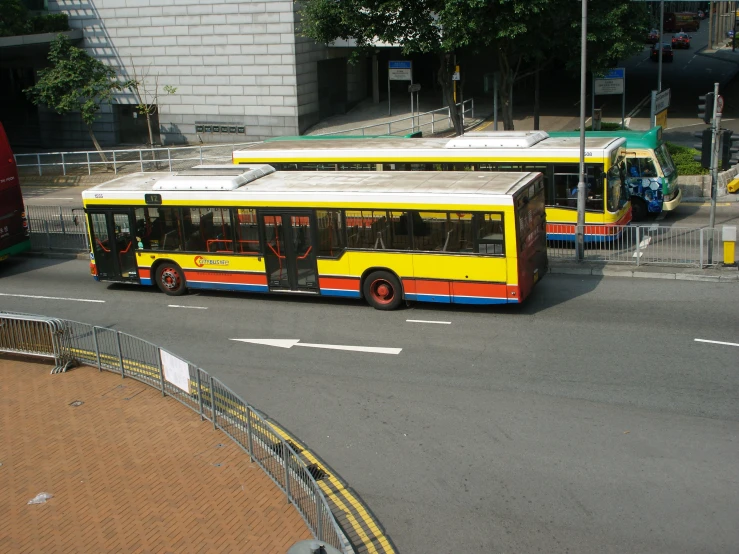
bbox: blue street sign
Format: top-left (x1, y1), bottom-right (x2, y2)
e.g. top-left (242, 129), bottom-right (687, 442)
top-left (389, 61), bottom-right (412, 69)
top-left (602, 68), bottom-right (625, 80)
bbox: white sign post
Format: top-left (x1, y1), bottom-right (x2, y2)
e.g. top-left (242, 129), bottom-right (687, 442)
top-left (592, 68), bottom-right (626, 129)
top-left (650, 88), bottom-right (671, 128)
top-left (388, 61), bottom-right (412, 116)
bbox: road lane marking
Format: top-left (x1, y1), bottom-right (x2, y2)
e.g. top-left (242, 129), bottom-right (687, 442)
top-left (168, 304), bottom-right (208, 310)
top-left (0, 293), bottom-right (104, 303)
top-left (406, 319), bottom-right (451, 325)
top-left (695, 338), bottom-right (739, 347)
top-left (628, 94), bottom-right (651, 117)
top-left (230, 338), bottom-right (402, 355)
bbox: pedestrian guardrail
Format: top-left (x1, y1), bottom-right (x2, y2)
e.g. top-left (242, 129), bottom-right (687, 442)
top-left (312, 99), bottom-right (476, 137)
top-left (0, 313), bottom-right (74, 374)
top-left (547, 224), bottom-right (724, 267)
top-left (25, 205), bottom-right (89, 253)
top-left (0, 311), bottom-right (353, 553)
top-left (15, 142), bottom-right (258, 178)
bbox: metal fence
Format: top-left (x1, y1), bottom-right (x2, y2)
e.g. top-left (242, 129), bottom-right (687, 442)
top-left (313, 99), bottom-right (475, 137)
top-left (0, 313), bottom-right (74, 373)
top-left (25, 205), bottom-right (89, 252)
top-left (547, 224), bottom-right (724, 267)
top-left (15, 142), bottom-right (258, 178)
top-left (0, 311), bottom-right (352, 553)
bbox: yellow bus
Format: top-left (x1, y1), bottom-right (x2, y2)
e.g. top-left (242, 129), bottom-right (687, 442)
top-left (233, 132), bottom-right (630, 243)
top-left (82, 166), bottom-right (547, 309)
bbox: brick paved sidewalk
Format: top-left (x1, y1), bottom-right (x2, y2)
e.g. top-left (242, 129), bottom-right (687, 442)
top-left (0, 357), bottom-right (312, 553)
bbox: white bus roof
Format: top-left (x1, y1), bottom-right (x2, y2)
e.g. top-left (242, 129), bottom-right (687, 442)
top-left (232, 135), bottom-right (625, 163)
top-left (82, 168), bottom-right (542, 207)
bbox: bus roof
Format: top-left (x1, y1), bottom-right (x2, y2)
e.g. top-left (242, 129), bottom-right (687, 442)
top-left (233, 135), bottom-right (624, 163)
top-left (548, 127), bottom-right (663, 149)
top-left (82, 168), bottom-right (542, 207)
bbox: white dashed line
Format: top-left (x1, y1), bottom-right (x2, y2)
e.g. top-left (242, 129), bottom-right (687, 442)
top-left (695, 338), bottom-right (739, 348)
top-left (406, 319), bottom-right (452, 325)
top-left (168, 304), bottom-right (208, 310)
top-left (0, 293), bottom-right (105, 303)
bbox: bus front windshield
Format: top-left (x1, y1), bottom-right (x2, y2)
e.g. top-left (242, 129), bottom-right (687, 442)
top-left (607, 156), bottom-right (628, 213)
top-left (655, 144), bottom-right (676, 178)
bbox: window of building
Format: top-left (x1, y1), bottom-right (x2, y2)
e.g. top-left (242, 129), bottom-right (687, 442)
top-left (316, 210), bottom-right (346, 257)
top-left (236, 208), bottom-right (260, 254)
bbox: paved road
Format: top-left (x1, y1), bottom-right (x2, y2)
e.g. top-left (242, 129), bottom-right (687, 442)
top-left (1, 257), bottom-right (737, 553)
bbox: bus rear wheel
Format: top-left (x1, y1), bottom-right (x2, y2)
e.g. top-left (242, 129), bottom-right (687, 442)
top-left (156, 263), bottom-right (187, 296)
top-left (363, 271), bottom-right (402, 310)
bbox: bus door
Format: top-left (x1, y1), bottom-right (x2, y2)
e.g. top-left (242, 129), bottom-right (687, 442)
top-left (88, 209), bottom-right (139, 282)
top-left (260, 211), bottom-right (318, 292)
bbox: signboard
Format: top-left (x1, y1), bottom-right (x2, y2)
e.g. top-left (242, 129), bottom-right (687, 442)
top-left (389, 61), bottom-right (412, 81)
top-left (594, 68), bottom-right (625, 95)
top-left (452, 71), bottom-right (460, 81)
top-left (408, 83), bottom-right (421, 93)
top-left (655, 110), bottom-right (668, 129)
top-left (717, 95), bottom-right (725, 114)
top-left (655, 88), bottom-right (671, 113)
top-left (160, 350), bottom-right (190, 393)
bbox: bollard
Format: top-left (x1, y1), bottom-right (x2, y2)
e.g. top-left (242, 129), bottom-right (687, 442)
top-left (723, 225), bottom-right (737, 266)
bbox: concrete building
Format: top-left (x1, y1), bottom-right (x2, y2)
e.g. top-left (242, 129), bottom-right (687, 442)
top-left (2, 0), bottom-right (372, 148)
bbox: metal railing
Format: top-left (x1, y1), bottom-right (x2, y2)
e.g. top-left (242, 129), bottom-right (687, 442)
top-left (0, 312), bottom-right (352, 553)
top-left (547, 224), bottom-right (723, 267)
top-left (0, 313), bottom-right (74, 373)
top-left (25, 205), bottom-right (89, 252)
top-left (22, 207), bottom-right (726, 269)
top-left (15, 142), bottom-right (258, 178)
top-left (313, 99), bottom-right (475, 137)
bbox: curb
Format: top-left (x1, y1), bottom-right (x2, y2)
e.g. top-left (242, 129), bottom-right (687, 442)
top-left (549, 265), bottom-right (738, 282)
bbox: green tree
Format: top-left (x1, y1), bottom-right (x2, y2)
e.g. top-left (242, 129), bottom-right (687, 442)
top-left (24, 34), bottom-right (123, 159)
top-left (298, 0), bottom-right (648, 132)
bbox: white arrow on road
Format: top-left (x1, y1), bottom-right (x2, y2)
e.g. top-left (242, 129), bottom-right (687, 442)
top-left (230, 338), bottom-right (402, 355)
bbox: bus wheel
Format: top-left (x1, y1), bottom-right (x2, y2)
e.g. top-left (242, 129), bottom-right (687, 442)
top-left (156, 263), bottom-right (187, 296)
top-left (363, 271), bottom-right (402, 310)
top-left (631, 198), bottom-right (648, 222)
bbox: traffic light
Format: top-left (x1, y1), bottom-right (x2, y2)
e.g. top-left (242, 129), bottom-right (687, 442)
top-left (693, 128), bottom-right (712, 169)
top-left (721, 129), bottom-right (739, 170)
top-left (698, 92), bottom-right (715, 124)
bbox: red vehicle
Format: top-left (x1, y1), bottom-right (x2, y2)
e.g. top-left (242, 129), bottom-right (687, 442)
top-left (672, 32), bottom-right (691, 49)
top-left (651, 43), bottom-right (674, 62)
top-left (0, 122), bottom-right (30, 262)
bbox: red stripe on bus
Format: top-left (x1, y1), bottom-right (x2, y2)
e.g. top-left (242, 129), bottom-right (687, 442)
top-left (184, 270), bottom-right (268, 285)
top-left (139, 268), bottom-right (151, 280)
top-left (451, 282), bottom-right (508, 298)
top-left (403, 279), bottom-right (451, 296)
top-left (318, 277), bottom-right (360, 291)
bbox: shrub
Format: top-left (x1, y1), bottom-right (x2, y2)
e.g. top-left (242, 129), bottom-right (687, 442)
top-left (666, 142), bottom-right (709, 176)
top-left (30, 13), bottom-right (69, 34)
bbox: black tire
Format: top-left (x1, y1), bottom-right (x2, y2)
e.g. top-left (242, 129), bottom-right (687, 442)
top-left (631, 198), bottom-right (648, 222)
top-left (363, 270), bottom-right (403, 311)
top-left (155, 263), bottom-right (187, 296)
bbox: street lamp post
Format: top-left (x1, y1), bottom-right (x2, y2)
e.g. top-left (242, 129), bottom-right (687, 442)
top-left (576, 0), bottom-right (588, 260)
top-left (658, 0), bottom-right (664, 92)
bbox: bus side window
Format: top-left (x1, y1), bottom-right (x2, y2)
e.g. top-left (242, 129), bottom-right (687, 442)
top-left (236, 208), bottom-right (260, 254)
top-left (585, 165), bottom-right (603, 211)
top-left (316, 210), bottom-right (346, 257)
top-left (476, 213), bottom-right (505, 256)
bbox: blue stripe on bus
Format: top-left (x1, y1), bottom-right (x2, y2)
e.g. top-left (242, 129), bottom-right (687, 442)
top-left (187, 281), bottom-right (269, 293)
top-left (452, 296), bottom-right (514, 305)
top-left (320, 288), bottom-right (362, 298)
top-left (140, 278), bottom-right (152, 286)
top-left (404, 293), bottom-right (451, 304)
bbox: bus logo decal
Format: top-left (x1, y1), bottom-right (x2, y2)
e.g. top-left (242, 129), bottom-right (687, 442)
top-left (194, 256), bottom-right (229, 268)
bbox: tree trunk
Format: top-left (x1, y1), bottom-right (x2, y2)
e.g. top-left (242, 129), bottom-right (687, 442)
top-left (497, 50), bottom-right (516, 130)
top-left (86, 122), bottom-right (110, 169)
top-left (145, 111), bottom-right (155, 147)
top-left (534, 64), bottom-right (540, 131)
top-left (437, 53), bottom-right (463, 136)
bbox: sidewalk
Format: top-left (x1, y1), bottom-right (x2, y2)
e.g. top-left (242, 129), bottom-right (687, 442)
top-left (0, 357), bottom-right (312, 553)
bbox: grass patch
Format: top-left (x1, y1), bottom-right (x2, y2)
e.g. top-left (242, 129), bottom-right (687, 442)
top-left (666, 142), bottom-right (709, 176)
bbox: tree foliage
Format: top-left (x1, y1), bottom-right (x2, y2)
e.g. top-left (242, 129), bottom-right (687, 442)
top-left (25, 34), bottom-right (122, 155)
top-left (297, 0), bottom-right (649, 131)
top-left (0, 0), bottom-right (69, 37)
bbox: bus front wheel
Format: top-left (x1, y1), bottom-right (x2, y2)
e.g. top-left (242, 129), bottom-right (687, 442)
top-left (363, 271), bottom-right (403, 310)
top-left (156, 263), bottom-right (187, 296)
top-left (631, 198), bottom-right (648, 222)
